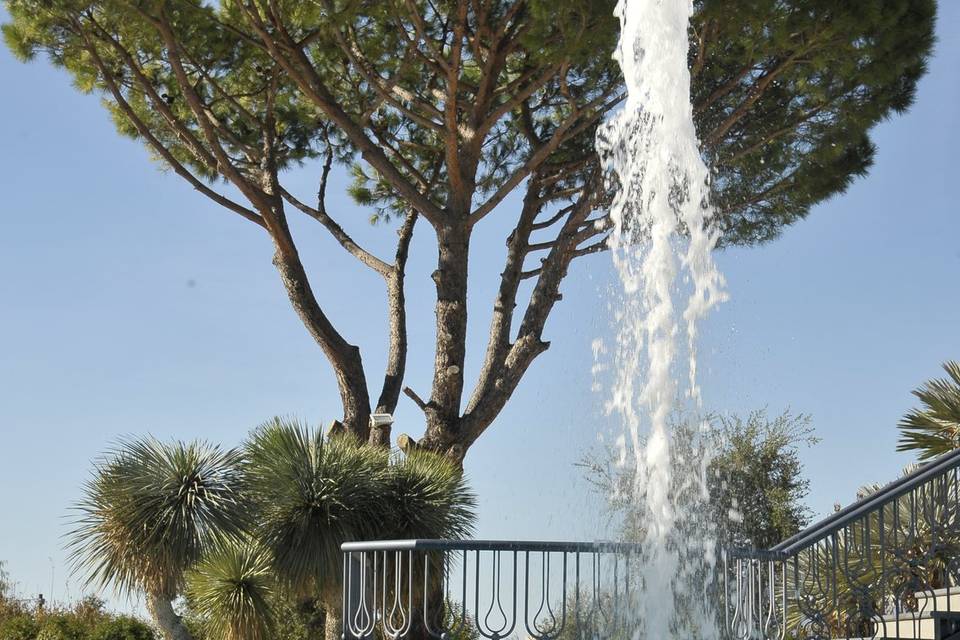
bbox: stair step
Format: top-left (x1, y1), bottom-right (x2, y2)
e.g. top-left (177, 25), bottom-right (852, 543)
top-left (915, 588), bottom-right (960, 614)
top-left (874, 612), bottom-right (937, 639)
top-left (873, 611), bottom-right (960, 640)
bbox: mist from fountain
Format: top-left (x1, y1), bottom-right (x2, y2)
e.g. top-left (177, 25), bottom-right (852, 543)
top-left (595, 0), bottom-right (728, 637)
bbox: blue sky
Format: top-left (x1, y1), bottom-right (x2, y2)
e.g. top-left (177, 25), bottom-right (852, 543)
top-left (0, 3), bottom-right (957, 610)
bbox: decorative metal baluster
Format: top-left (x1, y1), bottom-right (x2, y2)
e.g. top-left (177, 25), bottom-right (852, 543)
top-left (760, 560), bottom-right (774, 639)
top-left (574, 552), bottom-right (582, 639)
top-left (422, 551), bottom-right (446, 639)
top-left (380, 550), bottom-right (413, 639)
top-left (462, 549), bottom-right (468, 632)
top-left (877, 501), bottom-right (891, 640)
top-left (801, 543), bottom-right (829, 640)
top-left (731, 555), bottom-right (745, 640)
top-left (919, 480), bottom-right (937, 618)
top-left (723, 552), bottom-right (732, 639)
top-left (523, 551), bottom-right (537, 637)
top-left (525, 551), bottom-right (568, 640)
top-left (893, 493), bottom-right (906, 640)
top-left (472, 550), bottom-right (517, 640)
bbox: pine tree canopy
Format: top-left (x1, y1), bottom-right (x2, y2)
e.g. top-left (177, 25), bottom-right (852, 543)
top-left (3, 0), bottom-right (935, 245)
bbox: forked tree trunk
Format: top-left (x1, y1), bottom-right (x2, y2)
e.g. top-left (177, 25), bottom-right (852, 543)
top-left (146, 592), bottom-right (194, 640)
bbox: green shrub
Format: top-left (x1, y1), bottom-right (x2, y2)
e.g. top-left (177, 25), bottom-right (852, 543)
top-left (36, 614), bottom-right (85, 640)
top-left (90, 618), bottom-right (156, 640)
top-left (0, 584), bottom-right (155, 640)
top-left (0, 613), bottom-right (40, 640)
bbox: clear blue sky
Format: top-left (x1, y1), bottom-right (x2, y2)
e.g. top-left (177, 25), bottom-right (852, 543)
top-left (0, 4), bottom-right (957, 610)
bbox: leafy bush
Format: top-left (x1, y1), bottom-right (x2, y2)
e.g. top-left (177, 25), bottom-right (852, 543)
top-left (580, 409), bottom-right (819, 548)
top-left (1, 613), bottom-right (40, 640)
top-left (0, 587), bottom-right (155, 640)
top-left (90, 618), bottom-right (156, 640)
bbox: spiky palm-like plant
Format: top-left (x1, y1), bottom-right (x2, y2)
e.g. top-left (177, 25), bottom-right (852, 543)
top-left (242, 419), bottom-right (390, 640)
top-left (242, 418), bottom-right (477, 640)
top-left (381, 451), bottom-right (477, 640)
top-left (186, 541), bottom-right (276, 640)
top-left (898, 361), bottom-right (960, 461)
top-left (69, 421), bottom-right (476, 640)
top-left (67, 438), bottom-right (248, 640)
top-left (385, 451), bottom-right (476, 541)
top-left (243, 419), bottom-right (389, 598)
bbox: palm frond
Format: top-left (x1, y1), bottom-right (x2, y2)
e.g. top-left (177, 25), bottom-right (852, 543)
top-left (66, 437), bottom-right (249, 596)
top-left (898, 361), bottom-right (960, 460)
top-left (186, 540), bottom-right (276, 640)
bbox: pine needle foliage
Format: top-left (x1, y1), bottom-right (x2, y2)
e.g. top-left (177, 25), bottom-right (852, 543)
top-left (898, 361), bottom-right (960, 461)
top-left (0, 0), bottom-right (938, 461)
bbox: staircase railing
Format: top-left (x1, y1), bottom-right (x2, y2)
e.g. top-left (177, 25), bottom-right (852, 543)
top-left (723, 447), bottom-right (960, 640)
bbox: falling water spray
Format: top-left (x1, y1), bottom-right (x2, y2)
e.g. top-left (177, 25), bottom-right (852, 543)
top-left (596, 0), bottom-right (728, 637)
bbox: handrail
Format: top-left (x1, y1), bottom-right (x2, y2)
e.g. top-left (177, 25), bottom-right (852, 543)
top-left (339, 449), bottom-right (960, 640)
top-left (340, 538), bottom-right (643, 553)
top-left (769, 446), bottom-right (960, 555)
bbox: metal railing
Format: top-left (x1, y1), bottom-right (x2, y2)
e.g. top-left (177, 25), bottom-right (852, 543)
top-left (340, 448), bottom-right (960, 640)
top-left (339, 539), bottom-right (640, 639)
top-left (724, 447), bottom-right (960, 640)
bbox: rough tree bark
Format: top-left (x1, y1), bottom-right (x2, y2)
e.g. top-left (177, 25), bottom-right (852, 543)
top-left (421, 221), bottom-right (472, 461)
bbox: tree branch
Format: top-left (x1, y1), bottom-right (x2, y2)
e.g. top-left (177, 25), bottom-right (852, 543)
top-left (403, 386), bottom-right (429, 412)
top-left (331, 20), bottom-right (444, 131)
top-left (239, 1), bottom-right (447, 224)
top-left (77, 25), bottom-right (266, 228)
top-left (460, 177), bottom-right (598, 447)
top-left (465, 177), bottom-right (543, 417)
top-left (693, 63), bottom-right (753, 115)
top-left (279, 149), bottom-right (392, 276)
top-left (375, 210), bottom-right (419, 423)
top-left (702, 50), bottom-right (805, 148)
top-left (469, 88), bottom-right (621, 226)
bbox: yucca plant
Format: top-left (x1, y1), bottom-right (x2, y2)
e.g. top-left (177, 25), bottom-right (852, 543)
top-left (383, 451), bottom-right (476, 639)
top-left (69, 420), bottom-right (477, 640)
top-left (898, 361), bottom-right (960, 460)
top-left (67, 438), bottom-right (249, 640)
top-left (186, 541), bottom-right (276, 640)
top-left (243, 419), bottom-right (389, 600)
top-left (385, 451), bottom-right (476, 541)
top-left (242, 419), bottom-right (477, 640)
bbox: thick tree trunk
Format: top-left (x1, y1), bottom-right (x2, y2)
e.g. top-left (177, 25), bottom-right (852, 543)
top-left (146, 592), bottom-right (194, 640)
top-left (421, 222), bottom-right (471, 461)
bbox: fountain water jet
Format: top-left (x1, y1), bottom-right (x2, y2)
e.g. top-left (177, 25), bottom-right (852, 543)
top-left (596, 0), bottom-right (728, 637)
